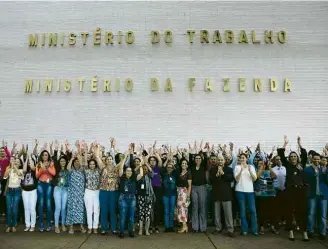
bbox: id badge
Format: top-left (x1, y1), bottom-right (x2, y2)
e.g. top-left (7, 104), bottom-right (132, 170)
top-left (169, 177), bottom-right (172, 181)
top-left (141, 184), bottom-right (145, 189)
top-left (124, 184), bottom-right (128, 192)
top-left (263, 180), bottom-right (267, 184)
top-left (60, 178), bottom-right (64, 184)
top-left (46, 178), bottom-right (49, 183)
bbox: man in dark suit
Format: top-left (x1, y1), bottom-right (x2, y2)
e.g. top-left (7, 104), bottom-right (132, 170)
top-left (209, 154), bottom-right (234, 237)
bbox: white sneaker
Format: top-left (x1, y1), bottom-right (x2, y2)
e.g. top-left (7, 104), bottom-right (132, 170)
top-left (29, 227), bottom-right (35, 232)
top-left (24, 227), bottom-right (30, 232)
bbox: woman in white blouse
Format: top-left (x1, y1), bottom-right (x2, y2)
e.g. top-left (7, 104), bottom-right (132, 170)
top-left (4, 157), bottom-right (24, 232)
top-left (234, 153), bottom-right (259, 236)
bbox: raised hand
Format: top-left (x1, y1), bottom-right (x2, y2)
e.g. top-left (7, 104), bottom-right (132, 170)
top-left (54, 140), bottom-right (59, 150)
top-left (284, 135), bottom-right (289, 147)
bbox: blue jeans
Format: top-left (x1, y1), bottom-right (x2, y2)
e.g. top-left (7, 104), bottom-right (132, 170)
top-left (163, 195), bottom-right (176, 228)
top-left (37, 181), bottom-right (53, 229)
top-left (99, 190), bottom-right (119, 232)
top-left (119, 194), bottom-right (136, 233)
top-left (6, 188), bottom-right (21, 227)
top-left (236, 191), bottom-right (258, 234)
top-left (308, 197), bottom-right (327, 235)
top-left (53, 186), bottom-right (68, 227)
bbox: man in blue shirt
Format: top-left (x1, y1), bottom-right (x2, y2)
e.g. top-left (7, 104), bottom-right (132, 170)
top-left (304, 153), bottom-right (328, 240)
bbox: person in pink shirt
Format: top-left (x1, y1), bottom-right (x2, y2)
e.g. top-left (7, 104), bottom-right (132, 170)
top-left (0, 142), bottom-right (11, 216)
top-left (36, 150), bottom-right (56, 232)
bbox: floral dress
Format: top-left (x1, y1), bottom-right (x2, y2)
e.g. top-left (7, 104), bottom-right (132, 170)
top-left (66, 167), bottom-right (85, 225)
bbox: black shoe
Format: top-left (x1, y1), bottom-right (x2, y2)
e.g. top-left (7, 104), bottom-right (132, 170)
top-left (228, 232), bottom-right (235, 237)
top-left (101, 231), bottom-right (107, 235)
top-left (319, 235), bottom-right (326, 240)
top-left (164, 228), bottom-right (170, 233)
top-left (119, 233), bottom-right (124, 239)
top-left (192, 230), bottom-right (198, 233)
top-left (169, 228), bottom-right (175, 232)
top-left (212, 230), bottom-right (222, 235)
top-left (129, 231), bottom-right (135, 238)
top-left (289, 237), bottom-right (295, 241)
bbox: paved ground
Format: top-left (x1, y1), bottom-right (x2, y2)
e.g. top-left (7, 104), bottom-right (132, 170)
top-left (0, 225), bottom-right (327, 249)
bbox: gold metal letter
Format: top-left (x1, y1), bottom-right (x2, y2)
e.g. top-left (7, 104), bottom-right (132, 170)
top-left (64, 79), bottom-right (71, 92)
top-left (239, 78), bottom-right (246, 92)
top-left (200, 30), bottom-right (209, 43)
top-left (251, 30), bottom-right (261, 44)
top-left (103, 79), bottom-right (111, 92)
top-left (105, 31), bottom-right (114, 45)
top-left (93, 28), bottom-right (101, 45)
top-left (189, 78), bottom-right (196, 91)
top-left (41, 33), bottom-right (46, 47)
top-left (151, 78), bottom-right (159, 91)
top-left (238, 30), bottom-right (249, 44)
top-left (115, 77), bottom-right (121, 91)
top-left (124, 78), bottom-right (133, 92)
top-left (164, 78), bottom-right (173, 92)
top-left (284, 78), bottom-right (291, 92)
top-left (223, 78), bottom-right (230, 92)
top-left (56, 79), bottom-right (61, 92)
top-left (69, 33), bottom-right (77, 46)
top-left (270, 78), bottom-right (278, 92)
top-left (24, 79), bottom-right (33, 93)
top-left (81, 32), bottom-right (89, 45)
top-left (28, 34), bottom-right (38, 47)
top-left (36, 80), bottom-right (40, 93)
top-left (48, 33), bottom-right (58, 47)
top-left (126, 31), bottom-right (135, 44)
top-left (187, 30), bottom-right (195, 43)
top-left (91, 76), bottom-right (98, 92)
top-left (78, 78), bottom-right (85, 92)
top-left (204, 78), bottom-right (212, 92)
top-left (254, 78), bottom-right (262, 92)
top-left (264, 30), bottom-right (274, 44)
top-left (45, 79), bottom-right (53, 92)
top-left (151, 30), bottom-right (160, 44)
top-left (225, 30), bottom-right (234, 43)
top-left (213, 30), bottom-right (222, 43)
top-left (164, 30), bottom-right (173, 44)
top-left (278, 31), bottom-right (287, 44)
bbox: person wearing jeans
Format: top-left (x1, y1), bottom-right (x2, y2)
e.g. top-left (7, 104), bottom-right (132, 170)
top-left (97, 154), bottom-right (120, 235)
top-left (52, 147), bottom-right (69, 234)
top-left (4, 158), bottom-right (24, 233)
top-left (304, 153), bottom-right (328, 240)
top-left (234, 153), bottom-right (258, 236)
top-left (118, 150), bottom-right (141, 239)
top-left (36, 150), bottom-right (56, 232)
top-left (21, 154), bottom-right (37, 232)
top-left (161, 160), bottom-right (177, 232)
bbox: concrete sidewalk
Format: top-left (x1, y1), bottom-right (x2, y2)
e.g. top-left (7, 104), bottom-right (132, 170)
top-left (0, 225), bottom-right (327, 249)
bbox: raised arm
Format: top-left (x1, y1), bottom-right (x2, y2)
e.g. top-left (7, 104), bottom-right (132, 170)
top-left (277, 135), bottom-right (289, 167)
top-left (33, 139), bottom-right (39, 157)
top-left (136, 165), bottom-right (144, 181)
top-left (119, 151), bottom-right (129, 177)
top-left (93, 144), bottom-right (105, 170)
top-left (297, 136), bottom-right (308, 167)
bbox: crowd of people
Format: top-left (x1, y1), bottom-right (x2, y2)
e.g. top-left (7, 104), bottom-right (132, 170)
top-left (0, 136), bottom-right (327, 241)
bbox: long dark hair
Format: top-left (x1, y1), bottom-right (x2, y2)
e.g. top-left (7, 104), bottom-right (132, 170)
top-left (39, 150), bottom-right (52, 163)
